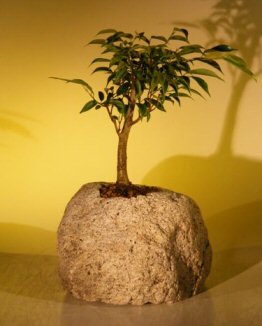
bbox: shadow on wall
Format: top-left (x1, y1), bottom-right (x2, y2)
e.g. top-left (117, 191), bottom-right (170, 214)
top-left (144, 0), bottom-right (262, 284)
top-left (0, 110), bottom-right (36, 145)
top-left (0, 223), bottom-right (56, 255)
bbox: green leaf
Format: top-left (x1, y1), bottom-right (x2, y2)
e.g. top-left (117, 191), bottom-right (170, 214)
top-left (90, 58), bottom-right (110, 65)
top-left (205, 44), bottom-right (237, 53)
top-left (149, 99), bottom-right (166, 111)
top-left (107, 32), bottom-right (124, 43)
top-left (178, 92), bottom-right (192, 98)
top-left (193, 57), bottom-right (223, 73)
top-left (190, 68), bottom-right (224, 80)
top-left (151, 35), bottom-right (168, 43)
top-left (136, 33), bottom-right (150, 44)
top-left (49, 77), bottom-right (94, 94)
top-left (146, 111), bottom-right (151, 122)
top-left (223, 54), bottom-right (255, 77)
top-left (190, 88), bottom-right (206, 100)
top-left (80, 100), bottom-right (97, 113)
top-left (172, 27), bottom-right (189, 38)
top-left (111, 99), bottom-right (125, 112)
top-left (177, 77), bottom-right (191, 93)
top-left (88, 39), bottom-right (106, 45)
top-left (97, 29), bottom-right (117, 35)
top-left (164, 95), bottom-right (174, 104)
top-left (192, 76), bottom-right (210, 96)
top-left (137, 103), bottom-right (148, 117)
top-left (115, 67), bottom-right (127, 81)
top-left (95, 105), bottom-right (102, 110)
top-left (102, 45), bottom-right (120, 54)
top-left (92, 67), bottom-right (111, 74)
top-left (107, 73), bottom-right (116, 85)
top-left (106, 92), bottom-right (114, 102)
top-left (169, 35), bottom-right (188, 42)
top-left (117, 82), bottom-right (130, 96)
top-left (170, 94), bottom-right (181, 106)
top-left (178, 44), bottom-right (203, 55)
top-left (98, 91), bottom-right (104, 101)
top-left (135, 79), bottom-right (142, 97)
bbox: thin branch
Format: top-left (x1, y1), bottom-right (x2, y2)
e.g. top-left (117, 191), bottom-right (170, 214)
top-left (106, 106), bottom-right (120, 134)
top-left (131, 115), bottom-right (141, 125)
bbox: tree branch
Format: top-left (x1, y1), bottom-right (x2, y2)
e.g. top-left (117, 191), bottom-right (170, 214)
top-left (106, 106), bottom-right (120, 134)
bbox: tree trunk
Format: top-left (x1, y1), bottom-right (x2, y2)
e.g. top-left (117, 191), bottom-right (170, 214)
top-left (117, 123), bottom-right (131, 185)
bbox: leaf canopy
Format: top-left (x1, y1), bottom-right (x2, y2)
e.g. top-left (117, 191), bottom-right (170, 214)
top-left (51, 27), bottom-right (254, 130)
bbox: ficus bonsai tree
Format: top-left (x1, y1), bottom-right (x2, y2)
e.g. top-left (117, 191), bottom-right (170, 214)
top-left (51, 27), bottom-right (254, 190)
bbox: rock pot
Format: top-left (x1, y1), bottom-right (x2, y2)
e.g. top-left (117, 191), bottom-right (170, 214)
top-left (57, 182), bottom-right (212, 305)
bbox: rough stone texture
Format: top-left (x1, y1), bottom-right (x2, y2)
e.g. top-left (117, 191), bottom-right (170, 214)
top-left (57, 182), bottom-right (212, 305)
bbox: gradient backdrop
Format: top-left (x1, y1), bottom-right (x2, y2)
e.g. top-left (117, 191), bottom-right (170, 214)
top-left (0, 0), bottom-right (261, 256)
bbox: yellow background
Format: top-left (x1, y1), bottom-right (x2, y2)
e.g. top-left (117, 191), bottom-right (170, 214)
top-left (0, 0), bottom-right (261, 256)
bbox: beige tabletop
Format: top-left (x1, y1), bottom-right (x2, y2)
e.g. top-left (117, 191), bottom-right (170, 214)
top-left (0, 246), bottom-right (262, 326)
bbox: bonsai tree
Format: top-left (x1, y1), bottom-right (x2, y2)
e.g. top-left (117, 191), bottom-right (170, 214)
top-left (51, 28), bottom-right (253, 191)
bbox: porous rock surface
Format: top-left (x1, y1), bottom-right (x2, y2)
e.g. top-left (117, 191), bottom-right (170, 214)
top-left (58, 182), bottom-right (212, 305)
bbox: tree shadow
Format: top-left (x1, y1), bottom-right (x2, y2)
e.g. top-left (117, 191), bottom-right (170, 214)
top-left (0, 223), bottom-right (57, 255)
top-left (0, 110), bottom-right (36, 143)
top-left (144, 0), bottom-right (262, 288)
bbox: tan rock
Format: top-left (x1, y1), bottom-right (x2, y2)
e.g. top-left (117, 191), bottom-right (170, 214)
top-left (57, 182), bottom-right (212, 305)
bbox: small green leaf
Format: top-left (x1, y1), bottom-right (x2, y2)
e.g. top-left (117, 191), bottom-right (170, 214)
top-left (115, 68), bottom-right (127, 81)
top-left (88, 39), bottom-right (106, 45)
top-left (92, 67), bottom-right (111, 74)
top-left (117, 82), bottom-right (130, 96)
top-left (107, 32), bottom-right (124, 43)
top-left (136, 33), bottom-right (150, 44)
top-left (137, 103), bottom-right (148, 117)
top-left (190, 88), bottom-right (206, 99)
top-left (102, 45), bottom-right (120, 54)
top-left (151, 35), bottom-right (168, 43)
top-left (98, 91), bottom-right (104, 101)
top-left (172, 27), bottom-right (189, 38)
top-left (192, 77), bottom-right (210, 96)
top-left (178, 92), bottom-right (192, 98)
top-left (177, 77), bottom-right (191, 93)
top-left (97, 29), bottom-right (117, 35)
top-left (80, 100), bottom-right (97, 113)
top-left (49, 77), bottom-right (94, 94)
top-left (190, 68), bottom-right (224, 80)
top-left (169, 35), bottom-right (188, 42)
top-left (90, 58), bottom-right (110, 65)
top-left (223, 54), bottom-right (255, 77)
top-left (111, 99), bottom-right (125, 112)
top-left (194, 57), bottom-right (223, 73)
top-left (146, 111), bottom-right (151, 122)
top-left (95, 105), bottom-right (102, 110)
top-left (135, 79), bottom-right (142, 97)
top-left (171, 95), bottom-right (181, 106)
top-left (107, 73), bottom-right (116, 85)
top-left (205, 44), bottom-right (237, 53)
top-left (149, 99), bottom-right (166, 111)
top-left (178, 44), bottom-right (203, 55)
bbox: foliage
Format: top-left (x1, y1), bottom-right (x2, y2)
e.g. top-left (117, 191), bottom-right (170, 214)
top-left (51, 27), bottom-right (254, 135)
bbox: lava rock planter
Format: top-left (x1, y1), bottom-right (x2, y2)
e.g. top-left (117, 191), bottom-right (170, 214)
top-left (57, 182), bottom-right (212, 305)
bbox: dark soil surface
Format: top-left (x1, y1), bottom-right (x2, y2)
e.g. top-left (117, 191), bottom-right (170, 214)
top-left (99, 183), bottom-right (160, 198)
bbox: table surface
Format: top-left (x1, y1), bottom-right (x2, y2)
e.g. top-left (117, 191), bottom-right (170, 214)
top-left (0, 246), bottom-right (262, 326)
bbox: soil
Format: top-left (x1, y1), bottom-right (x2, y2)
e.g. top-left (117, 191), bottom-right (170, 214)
top-left (99, 183), bottom-right (160, 198)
